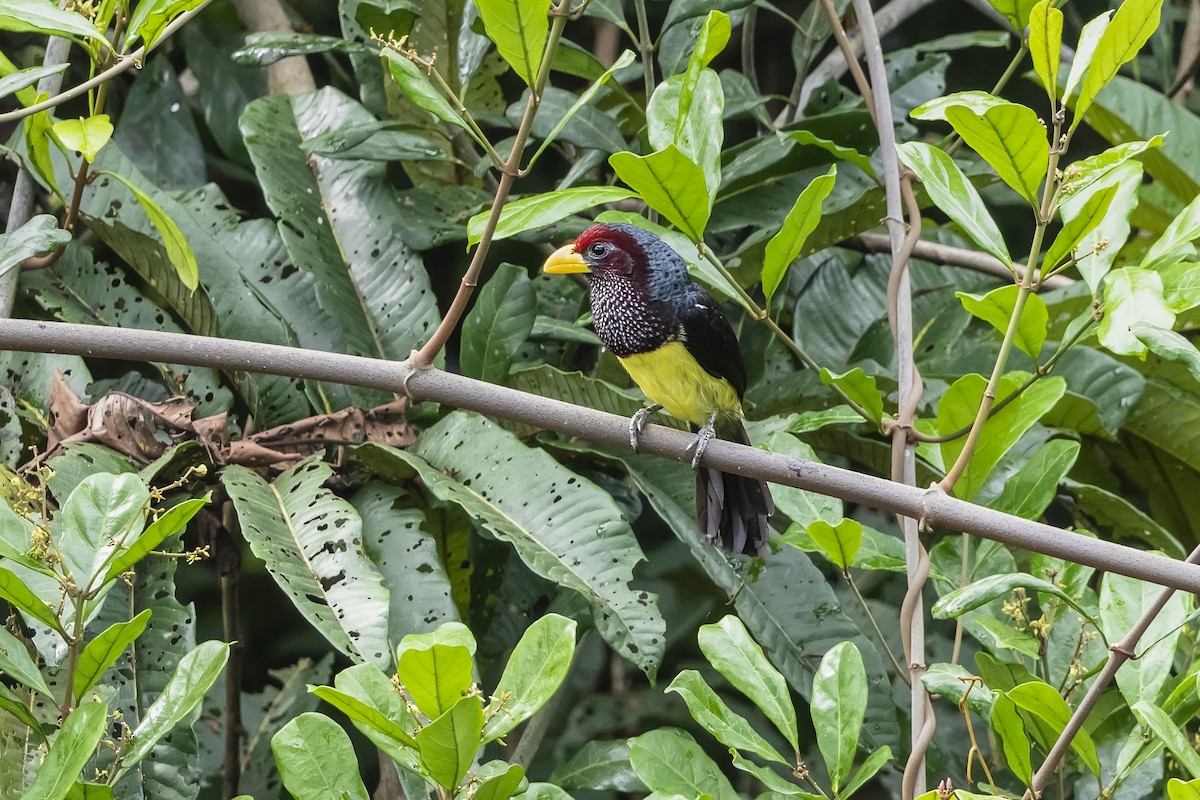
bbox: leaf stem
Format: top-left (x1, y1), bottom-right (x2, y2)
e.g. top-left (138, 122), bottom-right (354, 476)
top-left (414, 4), bottom-right (571, 365)
top-left (845, 572), bottom-right (911, 685)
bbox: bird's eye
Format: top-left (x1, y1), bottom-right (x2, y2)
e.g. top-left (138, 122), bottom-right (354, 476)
top-left (586, 241), bottom-right (612, 259)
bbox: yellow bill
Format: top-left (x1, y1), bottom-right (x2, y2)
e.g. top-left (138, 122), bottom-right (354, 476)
top-left (542, 243), bottom-right (590, 274)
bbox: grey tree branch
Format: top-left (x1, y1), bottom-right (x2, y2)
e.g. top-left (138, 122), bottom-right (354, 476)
top-left (848, 232), bottom-right (1074, 290)
top-left (3, 319), bottom-right (1200, 593)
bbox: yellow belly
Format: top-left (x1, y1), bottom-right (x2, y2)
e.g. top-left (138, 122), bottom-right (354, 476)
top-left (618, 341), bottom-right (741, 427)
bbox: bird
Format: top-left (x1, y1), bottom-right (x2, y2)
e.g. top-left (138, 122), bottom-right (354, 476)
top-left (542, 222), bottom-right (773, 555)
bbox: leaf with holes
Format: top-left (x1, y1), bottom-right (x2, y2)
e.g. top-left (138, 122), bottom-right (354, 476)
top-left (223, 459), bottom-right (391, 666)
top-left (353, 414), bottom-right (665, 679)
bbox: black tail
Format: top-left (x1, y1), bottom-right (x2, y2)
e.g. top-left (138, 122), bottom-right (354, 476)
top-left (695, 421), bottom-right (773, 555)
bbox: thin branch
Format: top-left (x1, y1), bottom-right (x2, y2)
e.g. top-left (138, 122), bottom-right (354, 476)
top-left (414, 3), bottom-right (570, 365)
top-left (847, 232), bottom-right (1074, 290)
top-left (0, 0), bottom-right (216, 124)
top-left (4, 320), bottom-right (1200, 593)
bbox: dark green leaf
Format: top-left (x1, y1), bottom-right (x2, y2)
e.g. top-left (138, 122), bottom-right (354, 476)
top-left (460, 264), bottom-right (537, 383)
top-left (271, 712), bottom-right (370, 800)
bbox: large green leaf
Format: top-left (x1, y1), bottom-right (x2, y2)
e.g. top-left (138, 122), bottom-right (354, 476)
top-left (610, 145), bottom-right (711, 241)
top-left (550, 740), bottom-right (646, 792)
top-left (1099, 267), bottom-right (1174, 356)
top-left (396, 623), bottom-right (475, 719)
top-left (896, 142), bottom-right (1010, 266)
top-left (241, 88), bottom-right (441, 397)
top-left (124, 0), bottom-right (205, 50)
top-left (272, 713), bottom-right (370, 800)
top-left (22, 702), bottom-right (107, 800)
top-left (628, 729), bottom-right (739, 800)
top-left (460, 264), bottom-right (537, 384)
top-left (467, 186), bottom-right (635, 246)
top-left (476, 0), bottom-right (551, 86)
top-left (943, 102), bottom-right (1048, 208)
top-left (117, 640), bottom-right (230, 776)
top-left (937, 373), bottom-right (1067, 500)
top-left (1135, 325), bottom-right (1200, 386)
top-left (762, 166), bottom-right (837, 303)
top-left (1007, 681), bottom-right (1101, 775)
top-left (353, 413), bottom-right (665, 678)
top-left (955, 285), bottom-right (1048, 358)
top-left (332, 663), bottom-right (423, 776)
top-left (665, 670), bottom-right (789, 765)
top-left (932, 573), bottom-right (1097, 627)
top-left (647, 70), bottom-right (725, 198)
top-left (483, 613), bottom-right (577, 741)
top-left (59, 473), bottom-right (149, 600)
top-left (1072, 0), bottom-right (1163, 133)
top-left (103, 497), bottom-right (208, 583)
top-left (1132, 701), bottom-right (1200, 778)
top-left (990, 439), bottom-right (1079, 520)
top-left (1101, 572), bottom-right (1191, 705)
top-left (991, 693), bottom-right (1033, 787)
top-left (416, 696), bottom-right (484, 792)
top-left (0, 625), bottom-right (53, 698)
top-left (1043, 181), bottom-right (1120, 275)
top-left (0, 0), bottom-right (109, 44)
top-left (1029, 0), bottom-right (1062, 103)
top-left (1065, 478), bottom-right (1185, 556)
top-left (811, 642), bottom-right (867, 792)
top-left (223, 459), bottom-right (391, 666)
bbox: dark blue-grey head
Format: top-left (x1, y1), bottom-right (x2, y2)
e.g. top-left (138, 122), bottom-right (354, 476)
top-left (565, 223), bottom-right (695, 304)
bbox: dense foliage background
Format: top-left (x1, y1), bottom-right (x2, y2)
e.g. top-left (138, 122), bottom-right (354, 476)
top-left (5, 0), bottom-right (1200, 798)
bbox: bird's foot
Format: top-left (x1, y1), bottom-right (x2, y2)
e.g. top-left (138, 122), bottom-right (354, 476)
top-left (629, 404), bottom-right (663, 451)
top-left (688, 413), bottom-right (718, 469)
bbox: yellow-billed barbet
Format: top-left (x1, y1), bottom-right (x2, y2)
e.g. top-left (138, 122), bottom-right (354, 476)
top-left (543, 222), bottom-right (773, 555)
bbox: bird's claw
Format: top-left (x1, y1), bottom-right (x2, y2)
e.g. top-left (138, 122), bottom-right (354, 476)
top-left (629, 404), bottom-right (662, 451)
top-left (688, 414), bottom-right (718, 469)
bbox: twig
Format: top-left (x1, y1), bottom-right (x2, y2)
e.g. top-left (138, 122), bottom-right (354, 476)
top-left (845, 573), bottom-right (910, 685)
top-left (0, 0), bottom-right (216, 124)
top-left (846, 233), bottom-right (1073, 289)
top-left (414, 3), bottom-right (570, 364)
top-left (6, 322), bottom-right (1200, 586)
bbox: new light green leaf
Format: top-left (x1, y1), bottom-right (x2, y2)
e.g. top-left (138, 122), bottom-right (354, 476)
top-left (984, 0), bottom-right (1038, 30)
top-left (1072, 0), bottom-right (1163, 133)
top-left (665, 670), bottom-right (790, 765)
top-left (806, 518), bottom-right (863, 571)
top-left (73, 609), bottom-right (152, 701)
top-left (99, 171), bottom-right (198, 290)
top-left (646, 70), bottom-right (724, 196)
top-left (1043, 181), bottom-right (1119, 272)
top-left (0, 625), bottom-right (53, 698)
top-left (117, 640), bottom-right (230, 776)
top-left (0, 0), bottom-right (109, 45)
top-left (911, 89), bottom-right (1002, 120)
top-left (819, 367), bottom-right (884, 426)
top-left (476, 0), bottom-right (551, 86)
top-left (628, 729), bottom-right (739, 800)
top-left (762, 166), bottom-right (837, 303)
top-left (1170, 778), bottom-right (1200, 800)
top-left (811, 642), bottom-right (867, 792)
top-left (467, 186), bottom-right (635, 247)
top-left (697, 615), bottom-right (798, 753)
top-left (1029, 0), bottom-right (1062, 103)
top-left (1064, 12), bottom-right (1111, 101)
top-left (417, 695), bottom-right (484, 792)
top-left (955, 285), bottom-right (1049, 357)
top-left (896, 141), bottom-right (1010, 266)
top-left (1007, 681), bottom-right (1101, 775)
top-left (58, 472), bottom-right (149, 595)
top-left (474, 761), bottom-right (526, 800)
top-left (610, 145), bottom-right (711, 241)
top-left (103, 496), bottom-right (208, 583)
top-left (1099, 267), bottom-right (1174, 356)
top-left (932, 573), bottom-right (1097, 628)
top-left (0, 565), bottom-right (65, 635)
top-left (397, 638), bottom-right (474, 719)
top-left (381, 49), bottom-right (472, 131)
top-left (484, 613), bottom-right (577, 741)
top-left (21, 702), bottom-right (107, 800)
top-left (944, 103), bottom-right (1048, 208)
top-left (841, 746), bottom-right (894, 799)
top-left (52, 115), bottom-right (113, 163)
top-left (124, 0), bottom-right (204, 51)
top-left (271, 712), bottom-right (370, 800)
top-left (1142, 190), bottom-right (1200, 272)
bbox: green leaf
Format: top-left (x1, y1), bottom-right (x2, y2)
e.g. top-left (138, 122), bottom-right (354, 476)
top-left (476, 0), bottom-right (551, 86)
top-left (25, 106), bottom-right (60, 201)
top-left (786, 406), bottom-right (867, 434)
top-left (117, 640), bottom-right (230, 776)
top-left (728, 751), bottom-right (815, 797)
top-left (332, 663), bottom-right (423, 775)
top-left (991, 693), bottom-right (1033, 787)
top-left (943, 102), bottom-right (1048, 208)
top-left (550, 740), bottom-right (646, 792)
top-left (806, 518), bottom-right (864, 571)
top-left (103, 497), bottom-right (208, 583)
top-left (416, 695), bottom-right (484, 792)
top-left (762, 166), bottom-right (837, 303)
top-left (841, 746), bottom-right (894, 799)
top-left (1101, 572), bottom-right (1191, 705)
top-left (22, 702), bottom-right (107, 800)
top-left (73, 610), bottom-right (152, 701)
top-left (610, 145), bottom-right (711, 241)
top-left (1134, 324), bottom-right (1200, 385)
top-left (0, 0), bottom-right (108, 44)
top-left (527, 49), bottom-right (637, 167)
top-left (896, 141), bottom-right (1010, 266)
top-left (1029, 0), bottom-right (1062, 103)
top-left (0, 62), bottom-right (66, 100)
top-left (628, 729), bottom-right (739, 800)
top-left (1099, 267), bottom-right (1174, 356)
top-left (780, 130), bottom-right (875, 177)
top-left (818, 368), bottom-right (884, 427)
top-left (232, 31), bottom-right (363, 65)
top-left (0, 214), bottom-right (69, 278)
top-left (483, 613), bottom-right (577, 741)
top-left (52, 115), bottom-right (113, 163)
top-left (1064, 12), bottom-right (1111, 102)
top-left (354, 416), bottom-right (664, 679)
top-left (58, 472), bottom-right (149, 595)
top-left (984, 0), bottom-right (1037, 30)
top-left (0, 625), bottom-right (53, 698)
top-left (932, 573), bottom-right (1097, 626)
top-left (697, 615), bottom-right (798, 753)
top-left (271, 712), bottom-right (370, 800)
top-left (124, 0), bottom-right (203, 50)
top-left (1135, 701), bottom-right (1200, 777)
top-left (937, 372), bottom-right (1066, 500)
top-left (460, 263), bottom-right (537, 384)
top-left (646, 70), bottom-right (724, 196)
top-left (759, 431), bottom-right (843, 530)
top-left (0, 681), bottom-right (44, 733)
top-left (811, 642), bottom-right (867, 791)
top-left (1007, 681), bottom-right (1101, 775)
top-left (223, 460), bottom-right (391, 666)
top-left (98, 171), bottom-right (198, 291)
top-left (1044, 182), bottom-right (1119, 273)
top-left (468, 186), bottom-right (634, 247)
top-left (1072, 0), bottom-right (1163, 133)
top-left (1169, 778), bottom-right (1200, 800)
top-left (990, 439), bottom-right (1080, 519)
top-left (1161, 262), bottom-right (1200, 314)
top-left (1142, 191), bottom-right (1200, 272)
top-left (381, 49), bottom-right (472, 132)
top-left (665, 669), bottom-right (790, 765)
top-left (474, 761), bottom-right (526, 800)
top-left (396, 632), bottom-right (474, 720)
top-left (309, 685), bottom-right (417, 747)
top-left (955, 285), bottom-right (1049, 358)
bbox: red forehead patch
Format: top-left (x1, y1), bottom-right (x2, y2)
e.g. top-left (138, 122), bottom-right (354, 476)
top-left (574, 224), bottom-right (643, 256)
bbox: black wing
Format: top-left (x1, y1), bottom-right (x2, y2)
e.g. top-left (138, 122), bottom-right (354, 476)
top-left (677, 294), bottom-right (747, 398)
